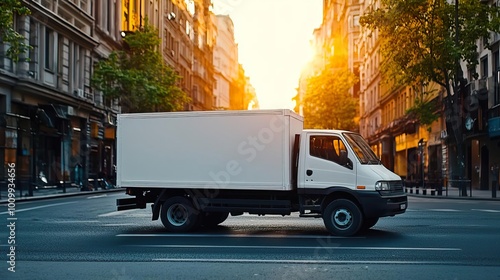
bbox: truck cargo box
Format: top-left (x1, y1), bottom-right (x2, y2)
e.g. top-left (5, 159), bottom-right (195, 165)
top-left (117, 109), bottom-right (303, 191)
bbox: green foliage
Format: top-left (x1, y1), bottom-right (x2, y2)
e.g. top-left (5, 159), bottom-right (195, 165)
top-left (0, 0), bottom-right (30, 62)
top-left (360, 0), bottom-right (500, 126)
top-left (92, 20), bottom-right (189, 113)
top-left (360, 0), bottom-right (500, 90)
top-left (302, 57), bottom-right (359, 131)
top-left (406, 97), bottom-right (439, 130)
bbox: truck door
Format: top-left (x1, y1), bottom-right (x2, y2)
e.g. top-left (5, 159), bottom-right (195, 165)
top-left (299, 133), bottom-right (356, 190)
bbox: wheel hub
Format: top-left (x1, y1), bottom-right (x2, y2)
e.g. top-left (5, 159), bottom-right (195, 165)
top-left (167, 204), bottom-right (188, 226)
top-left (334, 209), bottom-right (352, 227)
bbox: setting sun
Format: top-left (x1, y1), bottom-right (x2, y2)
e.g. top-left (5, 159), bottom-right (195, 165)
top-left (212, 0), bottom-right (323, 109)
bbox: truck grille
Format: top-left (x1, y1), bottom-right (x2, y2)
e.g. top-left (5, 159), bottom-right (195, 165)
top-left (390, 181), bottom-right (404, 192)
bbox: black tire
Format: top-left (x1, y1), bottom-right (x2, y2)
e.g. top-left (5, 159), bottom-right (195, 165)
top-left (323, 199), bottom-right (363, 236)
top-left (160, 196), bottom-right (200, 232)
top-left (201, 212), bottom-right (229, 228)
top-left (360, 217), bottom-right (379, 231)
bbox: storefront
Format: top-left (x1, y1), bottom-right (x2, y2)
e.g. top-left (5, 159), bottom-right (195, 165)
top-left (1, 111), bottom-right (32, 196)
top-left (0, 100), bottom-right (118, 196)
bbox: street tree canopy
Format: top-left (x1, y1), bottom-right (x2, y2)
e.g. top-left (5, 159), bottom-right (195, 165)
top-left (92, 20), bottom-right (189, 113)
top-left (0, 0), bottom-right (30, 62)
top-left (360, 0), bottom-right (500, 179)
top-left (302, 57), bottom-right (358, 131)
top-left (360, 0), bottom-right (500, 117)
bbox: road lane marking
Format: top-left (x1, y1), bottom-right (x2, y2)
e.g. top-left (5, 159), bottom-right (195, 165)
top-left (152, 258), bottom-right (454, 265)
top-left (0, 201), bottom-right (76, 215)
top-left (128, 244), bottom-right (461, 251)
top-left (87, 194), bottom-right (108, 199)
top-left (471, 209), bottom-right (500, 213)
top-left (428, 209), bottom-right (460, 212)
top-left (50, 220), bottom-right (100, 223)
top-left (116, 233), bottom-right (363, 239)
top-left (98, 209), bottom-right (142, 217)
top-left (103, 223), bottom-right (138, 226)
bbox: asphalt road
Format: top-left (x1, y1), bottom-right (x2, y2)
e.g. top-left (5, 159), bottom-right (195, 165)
top-left (1, 193), bottom-right (500, 279)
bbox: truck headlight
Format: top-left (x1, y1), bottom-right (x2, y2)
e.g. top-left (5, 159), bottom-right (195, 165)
top-left (375, 181), bottom-right (391, 191)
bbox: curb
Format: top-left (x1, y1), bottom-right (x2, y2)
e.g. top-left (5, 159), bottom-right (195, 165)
top-left (0, 188), bottom-right (125, 204)
top-left (407, 193), bottom-right (500, 201)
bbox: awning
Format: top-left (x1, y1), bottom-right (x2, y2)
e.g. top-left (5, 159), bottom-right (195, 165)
top-left (36, 108), bottom-right (54, 128)
top-left (39, 104), bottom-right (69, 120)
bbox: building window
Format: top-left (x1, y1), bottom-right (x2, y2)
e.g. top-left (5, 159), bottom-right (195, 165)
top-left (353, 15), bottom-right (360, 27)
top-left (494, 50), bottom-right (499, 105)
top-left (480, 55), bottom-right (488, 78)
top-left (44, 27), bottom-right (55, 71)
top-left (28, 18), bottom-right (39, 77)
top-left (84, 54), bottom-right (91, 93)
top-left (73, 44), bottom-right (82, 90)
top-left (102, 0), bottom-right (109, 32)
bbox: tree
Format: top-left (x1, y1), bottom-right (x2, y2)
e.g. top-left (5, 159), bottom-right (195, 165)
top-left (302, 57), bottom-right (358, 131)
top-left (0, 0), bottom-right (30, 62)
top-left (92, 20), bottom-right (189, 113)
top-left (360, 0), bottom-right (500, 183)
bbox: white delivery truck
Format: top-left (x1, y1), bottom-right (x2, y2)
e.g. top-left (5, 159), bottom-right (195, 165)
top-left (116, 109), bottom-right (407, 236)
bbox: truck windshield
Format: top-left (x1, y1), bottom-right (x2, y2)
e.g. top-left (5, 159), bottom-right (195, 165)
top-left (343, 132), bottom-right (381, 165)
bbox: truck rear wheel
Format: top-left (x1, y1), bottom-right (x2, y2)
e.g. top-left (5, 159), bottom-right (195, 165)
top-left (323, 199), bottom-right (362, 236)
top-left (160, 197), bottom-right (200, 232)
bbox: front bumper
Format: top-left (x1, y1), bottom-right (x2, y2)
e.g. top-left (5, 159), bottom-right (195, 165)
top-left (357, 191), bottom-right (407, 218)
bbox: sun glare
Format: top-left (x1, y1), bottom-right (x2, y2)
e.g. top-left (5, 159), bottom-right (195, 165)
top-left (212, 0), bottom-right (323, 110)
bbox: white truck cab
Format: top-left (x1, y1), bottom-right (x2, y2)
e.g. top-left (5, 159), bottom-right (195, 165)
top-left (296, 130), bottom-right (407, 234)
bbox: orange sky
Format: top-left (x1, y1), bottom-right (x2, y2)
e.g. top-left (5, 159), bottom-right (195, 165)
top-left (212, 0), bottom-right (323, 109)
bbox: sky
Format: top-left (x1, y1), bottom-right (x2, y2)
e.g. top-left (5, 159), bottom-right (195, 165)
top-left (212, 0), bottom-right (324, 109)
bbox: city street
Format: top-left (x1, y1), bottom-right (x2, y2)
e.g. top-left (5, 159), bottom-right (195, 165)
top-left (1, 192), bottom-right (500, 279)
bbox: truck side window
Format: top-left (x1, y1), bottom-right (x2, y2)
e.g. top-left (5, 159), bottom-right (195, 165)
top-left (309, 135), bottom-right (347, 166)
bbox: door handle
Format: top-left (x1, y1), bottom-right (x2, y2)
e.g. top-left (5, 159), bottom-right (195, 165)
top-left (306, 169), bottom-right (313, 176)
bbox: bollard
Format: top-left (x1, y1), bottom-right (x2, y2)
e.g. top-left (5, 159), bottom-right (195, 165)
top-left (493, 180), bottom-right (497, 198)
top-left (461, 180), bottom-right (468, 197)
top-left (491, 164), bottom-right (499, 199)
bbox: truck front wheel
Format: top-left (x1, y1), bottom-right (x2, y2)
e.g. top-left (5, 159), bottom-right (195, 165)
top-left (160, 197), bottom-right (200, 232)
top-left (323, 199), bottom-right (363, 236)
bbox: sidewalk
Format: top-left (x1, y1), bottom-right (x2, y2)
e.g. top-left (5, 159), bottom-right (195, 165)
top-left (0, 184), bottom-right (124, 204)
top-left (405, 186), bottom-right (500, 201)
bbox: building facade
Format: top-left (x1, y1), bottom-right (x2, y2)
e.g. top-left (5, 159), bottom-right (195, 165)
top-left (1, 0), bottom-right (253, 196)
top-left (191, 0), bottom-right (216, 110)
top-left (357, 0), bottom-right (446, 186)
top-left (458, 0), bottom-right (500, 190)
top-left (0, 0), bottom-right (120, 195)
top-left (356, 0), bottom-right (500, 193)
top-left (213, 15), bottom-right (238, 110)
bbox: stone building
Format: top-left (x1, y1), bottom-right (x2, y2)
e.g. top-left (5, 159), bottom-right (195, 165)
top-left (0, 0), bottom-right (120, 195)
